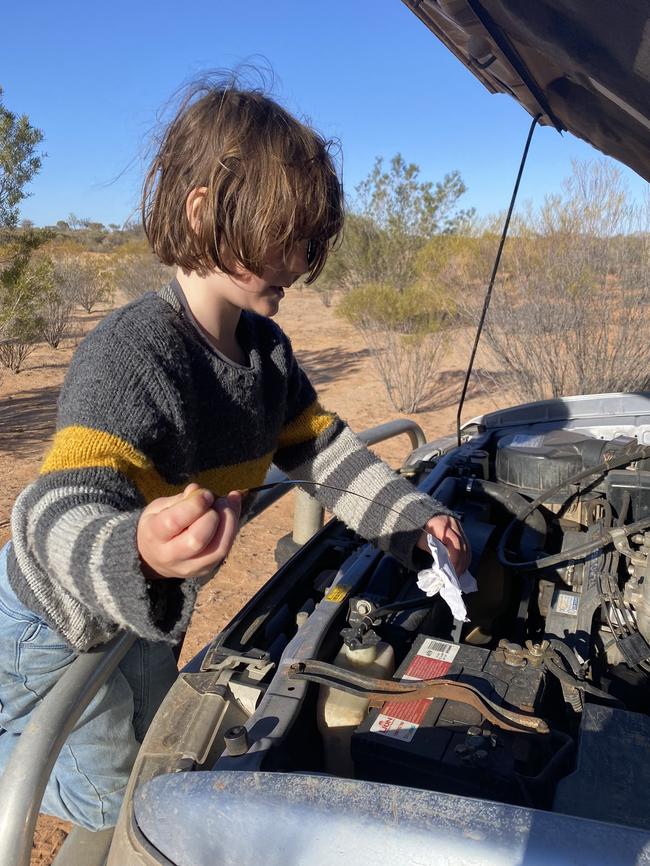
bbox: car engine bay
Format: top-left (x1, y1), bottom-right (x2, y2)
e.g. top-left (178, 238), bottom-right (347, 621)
top-left (179, 413), bottom-right (650, 835)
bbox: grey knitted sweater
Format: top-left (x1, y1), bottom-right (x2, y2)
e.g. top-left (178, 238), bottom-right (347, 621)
top-left (8, 281), bottom-right (447, 650)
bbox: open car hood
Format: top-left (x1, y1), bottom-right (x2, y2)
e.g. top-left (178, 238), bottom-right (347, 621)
top-left (402, 0), bottom-right (650, 182)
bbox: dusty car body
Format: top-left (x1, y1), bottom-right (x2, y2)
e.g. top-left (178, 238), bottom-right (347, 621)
top-left (105, 393), bottom-right (650, 865)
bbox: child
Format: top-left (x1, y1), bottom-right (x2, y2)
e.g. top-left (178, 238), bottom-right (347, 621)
top-left (0, 79), bottom-right (469, 831)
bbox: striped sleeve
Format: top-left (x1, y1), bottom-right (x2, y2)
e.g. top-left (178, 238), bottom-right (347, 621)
top-left (9, 329), bottom-right (195, 648)
top-left (273, 342), bottom-right (452, 570)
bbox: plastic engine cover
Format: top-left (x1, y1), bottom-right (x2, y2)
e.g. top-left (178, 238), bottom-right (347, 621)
top-left (495, 430), bottom-right (609, 496)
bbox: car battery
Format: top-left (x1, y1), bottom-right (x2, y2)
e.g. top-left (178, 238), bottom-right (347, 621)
top-left (352, 634), bottom-right (549, 805)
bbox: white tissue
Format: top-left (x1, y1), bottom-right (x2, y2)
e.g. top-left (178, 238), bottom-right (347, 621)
top-left (416, 533), bottom-right (478, 622)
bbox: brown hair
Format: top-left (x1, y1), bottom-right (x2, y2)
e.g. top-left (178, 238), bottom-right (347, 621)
top-left (142, 79), bottom-right (343, 282)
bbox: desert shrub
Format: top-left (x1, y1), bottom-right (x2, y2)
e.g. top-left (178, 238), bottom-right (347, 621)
top-left (113, 251), bottom-right (173, 300)
top-left (0, 255), bottom-right (49, 372)
top-left (470, 161), bottom-right (650, 400)
top-left (338, 283), bottom-right (454, 413)
top-left (39, 258), bottom-right (76, 348)
top-left (318, 155), bottom-right (472, 410)
top-left (0, 336), bottom-right (36, 372)
top-left (314, 155), bottom-right (473, 304)
top-left (54, 255), bottom-right (114, 312)
top-left (314, 214), bottom-right (385, 301)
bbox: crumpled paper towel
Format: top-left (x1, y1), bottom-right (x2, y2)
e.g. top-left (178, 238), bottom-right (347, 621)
top-left (416, 533), bottom-right (478, 621)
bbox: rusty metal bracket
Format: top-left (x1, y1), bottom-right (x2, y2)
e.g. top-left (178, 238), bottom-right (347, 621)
top-left (288, 659), bottom-right (549, 734)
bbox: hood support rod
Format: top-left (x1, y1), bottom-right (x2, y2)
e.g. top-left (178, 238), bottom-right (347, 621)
top-left (456, 112), bottom-right (540, 446)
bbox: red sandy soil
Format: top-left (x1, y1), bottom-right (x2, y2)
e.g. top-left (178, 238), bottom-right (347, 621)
top-left (0, 288), bottom-right (510, 865)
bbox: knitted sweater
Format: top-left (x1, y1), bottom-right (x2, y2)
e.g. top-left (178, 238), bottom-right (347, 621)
top-left (8, 281), bottom-right (448, 651)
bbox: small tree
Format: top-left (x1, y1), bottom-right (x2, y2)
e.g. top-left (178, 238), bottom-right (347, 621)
top-left (0, 90), bottom-right (47, 374)
top-left (0, 87), bottom-right (43, 229)
top-left (54, 255), bottom-right (114, 312)
top-left (322, 155), bottom-right (472, 411)
top-left (458, 161), bottom-right (650, 400)
top-left (0, 252), bottom-right (47, 372)
top-left (339, 283), bottom-right (454, 413)
top-left (113, 250), bottom-right (173, 300)
top-left (36, 257), bottom-right (75, 348)
top-left (315, 155), bottom-right (474, 301)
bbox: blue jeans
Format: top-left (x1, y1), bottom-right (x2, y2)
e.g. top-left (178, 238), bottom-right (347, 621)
top-left (0, 543), bottom-right (178, 831)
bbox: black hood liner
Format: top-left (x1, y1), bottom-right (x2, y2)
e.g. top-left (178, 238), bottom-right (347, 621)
top-left (404, 0), bottom-right (650, 181)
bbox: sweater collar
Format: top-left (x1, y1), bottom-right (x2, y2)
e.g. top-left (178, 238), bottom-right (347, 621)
top-left (159, 279), bottom-right (256, 372)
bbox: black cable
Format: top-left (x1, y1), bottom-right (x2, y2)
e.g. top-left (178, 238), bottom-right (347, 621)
top-left (361, 596), bottom-right (435, 626)
top-left (545, 658), bottom-right (624, 708)
top-left (497, 446), bottom-right (650, 570)
top-left (456, 113), bottom-right (540, 447)
top-left (500, 514), bottom-right (650, 572)
top-left (547, 639), bottom-right (586, 679)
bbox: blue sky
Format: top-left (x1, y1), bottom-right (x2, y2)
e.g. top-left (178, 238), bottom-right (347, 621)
top-left (3, 0), bottom-right (647, 227)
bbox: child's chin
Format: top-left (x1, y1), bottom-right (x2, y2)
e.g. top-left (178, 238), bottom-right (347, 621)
top-left (251, 298), bottom-right (281, 317)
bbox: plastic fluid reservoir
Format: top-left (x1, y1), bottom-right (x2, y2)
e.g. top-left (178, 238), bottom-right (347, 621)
top-left (317, 629), bottom-right (394, 777)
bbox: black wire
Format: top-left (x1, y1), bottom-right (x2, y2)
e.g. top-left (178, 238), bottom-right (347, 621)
top-left (361, 596), bottom-right (435, 626)
top-left (545, 658), bottom-right (625, 708)
top-left (500, 514), bottom-right (650, 572)
top-left (456, 113), bottom-right (540, 447)
top-left (497, 446), bottom-right (650, 570)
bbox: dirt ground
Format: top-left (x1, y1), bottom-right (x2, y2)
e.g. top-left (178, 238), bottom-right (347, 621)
top-left (0, 287), bottom-right (510, 865)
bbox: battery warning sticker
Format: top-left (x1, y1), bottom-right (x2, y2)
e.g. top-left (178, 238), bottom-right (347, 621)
top-left (370, 639), bottom-right (460, 742)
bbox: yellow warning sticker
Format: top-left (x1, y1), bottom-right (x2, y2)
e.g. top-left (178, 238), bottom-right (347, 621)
top-left (324, 585), bottom-right (350, 603)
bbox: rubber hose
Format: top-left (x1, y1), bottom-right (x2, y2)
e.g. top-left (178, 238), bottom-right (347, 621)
top-left (501, 514), bottom-right (650, 572)
top-left (548, 639), bottom-right (585, 679)
top-left (465, 478), bottom-right (547, 558)
top-left (497, 446), bottom-right (650, 569)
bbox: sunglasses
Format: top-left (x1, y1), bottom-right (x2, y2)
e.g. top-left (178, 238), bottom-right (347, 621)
top-left (306, 239), bottom-right (319, 267)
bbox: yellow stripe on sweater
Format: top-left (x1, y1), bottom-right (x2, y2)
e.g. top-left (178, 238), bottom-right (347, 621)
top-left (40, 425), bottom-right (273, 503)
top-left (278, 399), bottom-right (336, 449)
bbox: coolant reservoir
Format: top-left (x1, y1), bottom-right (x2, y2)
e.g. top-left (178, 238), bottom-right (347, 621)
top-left (317, 630), bottom-right (394, 777)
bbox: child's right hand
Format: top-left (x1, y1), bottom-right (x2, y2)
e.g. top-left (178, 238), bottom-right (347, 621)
top-left (137, 483), bottom-right (241, 579)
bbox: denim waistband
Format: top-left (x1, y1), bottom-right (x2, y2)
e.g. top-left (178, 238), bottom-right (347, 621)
top-left (0, 542), bottom-right (42, 624)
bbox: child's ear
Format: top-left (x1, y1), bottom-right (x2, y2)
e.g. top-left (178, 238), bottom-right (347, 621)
top-left (186, 187), bottom-right (208, 233)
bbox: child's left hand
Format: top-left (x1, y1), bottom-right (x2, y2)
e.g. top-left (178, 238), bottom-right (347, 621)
top-left (418, 515), bottom-right (471, 575)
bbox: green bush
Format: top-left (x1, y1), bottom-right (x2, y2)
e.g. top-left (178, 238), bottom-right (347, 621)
top-left (338, 282), bottom-right (449, 335)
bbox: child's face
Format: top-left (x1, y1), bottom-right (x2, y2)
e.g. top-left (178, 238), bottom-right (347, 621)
top-left (210, 241), bottom-right (310, 318)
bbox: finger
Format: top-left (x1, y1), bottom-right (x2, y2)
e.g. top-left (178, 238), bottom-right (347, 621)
top-left (444, 526), bottom-right (463, 556)
top-left (148, 488), bottom-right (215, 543)
top-left (225, 490), bottom-right (243, 518)
top-left (164, 507), bottom-right (222, 559)
top-left (143, 483), bottom-right (201, 517)
top-left (173, 496), bottom-right (240, 575)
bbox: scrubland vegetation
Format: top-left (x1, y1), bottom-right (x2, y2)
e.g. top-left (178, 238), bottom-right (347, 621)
top-left (1, 86), bottom-right (648, 409)
top-left (317, 156), bottom-right (650, 411)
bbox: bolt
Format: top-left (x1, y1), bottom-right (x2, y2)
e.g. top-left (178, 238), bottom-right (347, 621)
top-left (525, 639), bottom-right (549, 658)
top-left (224, 725), bottom-right (249, 757)
top-left (356, 600), bottom-right (373, 616)
top-left (467, 726), bottom-right (482, 737)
